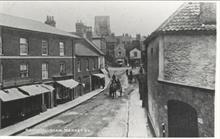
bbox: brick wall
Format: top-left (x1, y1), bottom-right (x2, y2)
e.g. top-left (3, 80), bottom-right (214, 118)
top-left (1, 26), bottom-right (75, 88)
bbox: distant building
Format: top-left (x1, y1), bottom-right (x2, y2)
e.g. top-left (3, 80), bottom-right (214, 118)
top-left (129, 48), bottom-right (141, 67)
top-left (114, 43), bottom-right (126, 66)
top-left (92, 35), bottom-right (107, 55)
top-left (143, 2), bottom-right (216, 137)
top-left (94, 16), bottom-right (111, 37)
top-left (75, 21), bottom-right (92, 39)
top-left (105, 34), bottom-right (117, 64)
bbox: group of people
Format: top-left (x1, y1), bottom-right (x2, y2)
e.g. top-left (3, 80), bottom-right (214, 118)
top-left (126, 69), bottom-right (134, 83)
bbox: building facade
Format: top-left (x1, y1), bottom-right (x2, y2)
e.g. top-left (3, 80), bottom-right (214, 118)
top-left (74, 38), bottom-right (105, 96)
top-left (129, 48), bottom-right (141, 67)
top-left (114, 43), bottom-right (126, 66)
top-left (0, 14), bottom-right (83, 128)
top-left (143, 2), bottom-right (216, 137)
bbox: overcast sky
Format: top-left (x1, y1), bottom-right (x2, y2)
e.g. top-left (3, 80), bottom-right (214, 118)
top-left (0, 1), bottom-right (183, 37)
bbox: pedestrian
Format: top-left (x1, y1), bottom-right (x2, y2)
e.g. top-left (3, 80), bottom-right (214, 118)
top-left (130, 70), bottom-right (133, 83)
top-left (116, 78), bottom-right (122, 97)
top-left (126, 69), bottom-right (129, 77)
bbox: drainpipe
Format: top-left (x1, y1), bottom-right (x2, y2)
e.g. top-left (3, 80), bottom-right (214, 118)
top-left (72, 39), bottom-right (76, 100)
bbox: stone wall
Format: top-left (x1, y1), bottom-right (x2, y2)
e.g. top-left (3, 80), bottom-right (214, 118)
top-left (162, 34), bottom-right (216, 89)
top-left (146, 33), bottom-right (215, 137)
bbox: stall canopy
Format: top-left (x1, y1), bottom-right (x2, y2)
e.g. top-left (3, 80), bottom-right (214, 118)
top-left (92, 73), bottom-right (105, 79)
top-left (19, 84), bottom-right (50, 96)
top-left (41, 84), bottom-right (54, 92)
top-left (0, 88), bottom-right (28, 102)
top-left (56, 79), bottom-right (79, 89)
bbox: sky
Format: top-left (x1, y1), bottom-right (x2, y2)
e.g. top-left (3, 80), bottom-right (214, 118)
top-left (0, 1), bottom-right (183, 37)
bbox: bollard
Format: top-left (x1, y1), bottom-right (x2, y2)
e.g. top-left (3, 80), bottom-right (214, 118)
top-left (162, 123), bottom-right (166, 137)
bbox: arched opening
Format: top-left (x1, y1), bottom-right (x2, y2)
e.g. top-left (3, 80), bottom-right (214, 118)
top-left (168, 100), bottom-right (198, 137)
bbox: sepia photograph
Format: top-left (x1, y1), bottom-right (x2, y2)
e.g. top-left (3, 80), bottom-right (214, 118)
top-left (0, 1), bottom-right (218, 138)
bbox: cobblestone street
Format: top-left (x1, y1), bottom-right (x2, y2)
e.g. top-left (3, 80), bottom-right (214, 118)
top-left (17, 68), bottom-right (151, 137)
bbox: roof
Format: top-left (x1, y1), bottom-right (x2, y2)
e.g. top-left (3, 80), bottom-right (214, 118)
top-left (56, 79), bottom-right (79, 89)
top-left (75, 42), bottom-right (99, 57)
top-left (130, 47), bottom-right (141, 52)
top-left (0, 88), bottom-right (28, 102)
top-left (84, 38), bottom-right (104, 55)
top-left (0, 13), bottom-right (80, 38)
top-left (19, 84), bottom-right (50, 96)
top-left (145, 2), bottom-right (216, 43)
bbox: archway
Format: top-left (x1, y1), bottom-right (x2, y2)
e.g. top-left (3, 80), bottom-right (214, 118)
top-left (168, 100), bottom-right (198, 137)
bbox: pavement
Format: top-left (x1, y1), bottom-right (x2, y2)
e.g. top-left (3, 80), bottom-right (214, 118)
top-left (128, 88), bottom-right (148, 137)
top-left (0, 77), bottom-right (111, 136)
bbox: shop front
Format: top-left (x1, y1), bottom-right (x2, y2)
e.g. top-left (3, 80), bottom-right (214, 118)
top-left (92, 73), bottom-right (105, 90)
top-left (55, 79), bottom-right (79, 104)
top-left (0, 89), bottom-right (28, 128)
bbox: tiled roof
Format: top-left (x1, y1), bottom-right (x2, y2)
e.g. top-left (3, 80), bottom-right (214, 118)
top-left (157, 2), bottom-right (216, 32)
top-left (75, 42), bottom-right (99, 57)
top-left (0, 13), bottom-right (80, 38)
top-left (145, 2), bottom-right (216, 43)
top-left (84, 38), bottom-right (104, 55)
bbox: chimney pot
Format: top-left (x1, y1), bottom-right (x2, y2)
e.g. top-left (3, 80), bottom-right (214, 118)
top-left (199, 2), bottom-right (216, 24)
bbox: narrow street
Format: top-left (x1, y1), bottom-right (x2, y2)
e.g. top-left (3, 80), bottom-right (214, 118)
top-left (17, 68), bottom-right (150, 137)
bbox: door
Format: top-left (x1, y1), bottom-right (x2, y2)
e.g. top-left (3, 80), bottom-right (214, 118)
top-left (168, 100), bottom-right (198, 137)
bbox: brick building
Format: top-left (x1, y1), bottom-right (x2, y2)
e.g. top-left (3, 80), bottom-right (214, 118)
top-left (74, 38), bottom-right (105, 96)
top-left (0, 13), bottom-right (106, 129)
top-left (142, 2), bottom-right (216, 137)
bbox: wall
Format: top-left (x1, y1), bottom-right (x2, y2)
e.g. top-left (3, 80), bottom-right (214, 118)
top-left (130, 48), bottom-right (141, 59)
top-left (161, 34), bottom-right (216, 89)
top-left (1, 27), bottom-right (74, 88)
top-left (146, 33), bottom-right (215, 137)
top-left (75, 56), bottom-right (99, 94)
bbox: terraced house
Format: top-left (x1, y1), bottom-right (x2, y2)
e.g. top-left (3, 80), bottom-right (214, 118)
top-left (0, 13), bottom-right (106, 129)
top-left (143, 2), bottom-right (216, 137)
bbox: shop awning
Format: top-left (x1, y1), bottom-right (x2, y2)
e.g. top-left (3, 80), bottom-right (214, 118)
top-left (93, 73), bottom-right (105, 79)
top-left (0, 88), bottom-right (28, 102)
top-left (41, 84), bottom-right (55, 92)
top-left (56, 79), bottom-right (79, 89)
top-left (101, 68), bottom-right (108, 75)
top-left (19, 84), bottom-right (50, 96)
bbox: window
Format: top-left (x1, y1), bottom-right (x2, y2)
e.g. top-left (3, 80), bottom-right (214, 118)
top-left (77, 59), bottom-right (81, 72)
top-left (118, 51), bottom-right (121, 56)
top-left (42, 63), bottom-right (48, 80)
top-left (93, 59), bottom-right (96, 70)
top-left (60, 62), bottom-right (66, 75)
top-left (0, 35), bottom-right (2, 55)
top-left (59, 42), bottom-right (64, 56)
top-left (20, 38), bottom-right (28, 55)
top-left (86, 59), bottom-right (89, 71)
top-left (134, 51), bottom-right (137, 57)
top-left (20, 64), bottom-right (29, 78)
top-left (42, 40), bottom-right (48, 56)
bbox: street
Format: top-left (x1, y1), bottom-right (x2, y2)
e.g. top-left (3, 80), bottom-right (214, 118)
top-left (18, 68), bottom-right (151, 137)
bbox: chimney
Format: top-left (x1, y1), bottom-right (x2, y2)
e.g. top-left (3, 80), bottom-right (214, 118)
top-left (86, 26), bottom-right (93, 40)
top-left (45, 15), bottom-right (56, 27)
top-left (199, 2), bottom-right (216, 24)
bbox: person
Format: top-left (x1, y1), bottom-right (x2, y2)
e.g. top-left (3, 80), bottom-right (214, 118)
top-left (129, 70), bottom-right (133, 83)
top-left (126, 69), bottom-right (129, 77)
top-left (109, 74), bottom-right (117, 98)
top-left (116, 78), bottom-right (123, 97)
